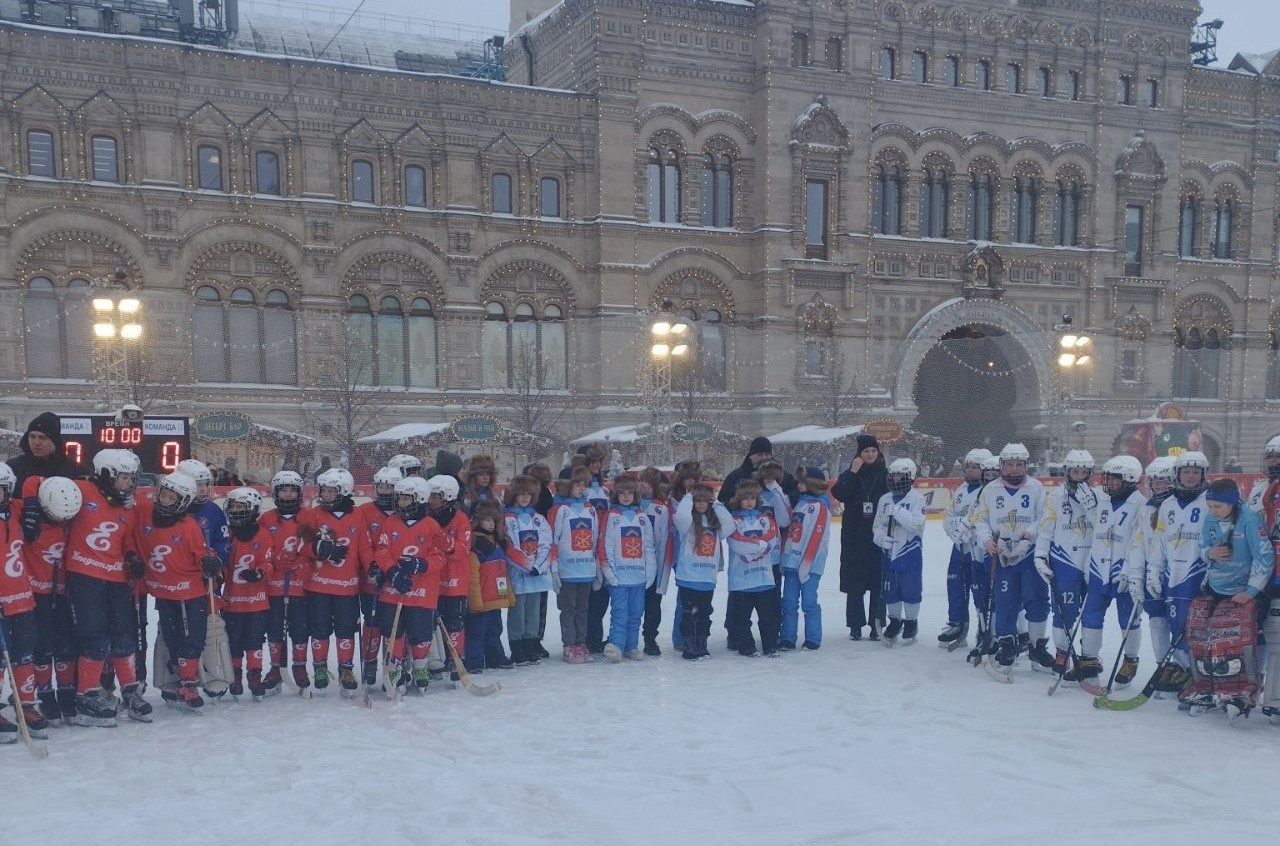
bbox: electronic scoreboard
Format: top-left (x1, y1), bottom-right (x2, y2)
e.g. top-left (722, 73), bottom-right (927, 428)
top-left (59, 415), bottom-right (190, 476)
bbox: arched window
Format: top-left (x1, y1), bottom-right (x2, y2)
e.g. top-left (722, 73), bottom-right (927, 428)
top-left (351, 159), bottom-right (375, 203)
top-left (700, 309), bottom-right (726, 391)
top-left (23, 277), bottom-right (92, 379)
top-left (404, 165), bottom-right (427, 208)
top-left (967, 172), bottom-right (995, 240)
top-left (825, 37), bottom-right (843, 71)
top-left (538, 177), bottom-right (561, 218)
top-left (1054, 180), bottom-right (1081, 246)
top-left (482, 301), bottom-right (568, 390)
top-left (193, 284), bottom-right (297, 384)
top-left (491, 172), bottom-right (513, 214)
top-left (647, 146), bottom-right (681, 223)
top-left (943, 56), bottom-right (960, 87)
top-left (975, 60), bottom-right (991, 91)
top-left (1012, 176), bottom-right (1039, 243)
top-left (879, 47), bottom-right (895, 79)
top-left (700, 153), bottom-right (733, 228)
top-left (344, 293), bottom-right (437, 388)
top-left (255, 151), bottom-right (281, 195)
top-left (91, 135), bottom-right (119, 182)
top-left (27, 130), bottom-right (55, 177)
top-left (196, 145), bottom-right (222, 190)
top-left (1212, 198), bottom-right (1234, 259)
top-left (912, 51), bottom-right (929, 83)
top-left (1006, 63), bottom-right (1022, 94)
top-left (1178, 195), bottom-right (1200, 257)
top-left (1172, 302), bottom-right (1228, 398)
top-left (920, 169), bottom-right (950, 238)
top-left (872, 164), bottom-right (902, 235)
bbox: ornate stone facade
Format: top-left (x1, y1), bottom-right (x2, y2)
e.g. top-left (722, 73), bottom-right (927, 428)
top-left (0, 0), bottom-right (1278, 467)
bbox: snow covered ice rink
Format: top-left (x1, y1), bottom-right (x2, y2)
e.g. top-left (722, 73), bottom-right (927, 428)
top-left (9, 521), bottom-right (1279, 844)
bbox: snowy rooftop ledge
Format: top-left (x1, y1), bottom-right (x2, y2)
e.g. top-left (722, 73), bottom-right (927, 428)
top-left (769, 424), bottom-right (864, 445)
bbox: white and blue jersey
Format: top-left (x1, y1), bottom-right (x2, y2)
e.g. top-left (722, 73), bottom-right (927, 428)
top-left (504, 505), bottom-right (554, 594)
top-left (548, 496), bottom-right (600, 584)
top-left (873, 489), bottom-right (925, 571)
top-left (726, 508), bottom-right (777, 593)
top-left (781, 493), bottom-right (832, 583)
top-left (758, 484), bottom-right (791, 568)
top-left (641, 497), bottom-right (675, 593)
top-left (1035, 481), bottom-right (1097, 574)
top-left (193, 499), bottom-right (230, 564)
top-left (672, 496), bottom-right (733, 591)
top-left (600, 503), bottom-right (656, 588)
top-left (1086, 490), bottom-right (1145, 588)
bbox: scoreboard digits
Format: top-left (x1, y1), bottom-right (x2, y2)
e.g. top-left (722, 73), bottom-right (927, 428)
top-left (59, 415), bottom-right (190, 476)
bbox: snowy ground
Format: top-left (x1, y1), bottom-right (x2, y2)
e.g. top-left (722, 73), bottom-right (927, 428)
top-left (7, 522), bottom-right (1279, 844)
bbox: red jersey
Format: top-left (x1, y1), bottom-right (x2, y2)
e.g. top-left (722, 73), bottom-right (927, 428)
top-left (299, 507), bottom-right (371, 596)
top-left (435, 510), bottom-right (472, 598)
top-left (260, 510), bottom-right (307, 598)
top-left (222, 529), bottom-right (274, 613)
top-left (356, 502), bottom-right (395, 594)
top-left (374, 515), bottom-right (447, 610)
top-left (136, 500), bottom-right (208, 602)
top-left (63, 480), bottom-right (140, 584)
top-left (22, 519), bottom-right (70, 596)
top-left (0, 515), bottom-right (37, 616)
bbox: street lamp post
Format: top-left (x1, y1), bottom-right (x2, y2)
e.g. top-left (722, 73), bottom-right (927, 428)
top-left (1053, 315), bottom-right (1092, 453)
top-left (91, 283), bottom-right (143, 409)
top-left (646, 303), bottom-right (689, 467)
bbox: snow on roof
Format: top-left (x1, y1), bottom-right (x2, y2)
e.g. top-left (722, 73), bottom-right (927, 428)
top-left (769, 424), bottom-right (864, 445)
top-left (357, 422), bottom-right (451, 444)
top-left (234, 12), bottom-right (482, 68)
top-left (1228, 49), bottom-right (1280, 75)
top-left (570, 424), bottom-right (648, 446)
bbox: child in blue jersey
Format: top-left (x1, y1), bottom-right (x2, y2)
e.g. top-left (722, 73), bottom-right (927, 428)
top-left (780, 468), bottom-right (833, 651)
top-left (725, 481), bottom-right (780, 657)
top-left (599, 476), bottom-right (656, 662)
top-left (638, 469), bottom-right (674, 656)
top-left (938, 449), bottom-right (990, 647)
top-left (672, 484), bottom-right (733, 660)
top-left (549, 467), bottom-right (601, 664)
top-left (503, 475), bottom-right (553, 667)
top-left (874, 459), bottom-right (927, 646)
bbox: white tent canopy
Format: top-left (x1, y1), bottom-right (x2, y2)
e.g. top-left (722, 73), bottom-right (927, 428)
top-left (768, 424), bottom-right (864, 445)
top-left (357, 422), bottom-right (451, 445)
top-left (569, 424), bottom-right (649, 446)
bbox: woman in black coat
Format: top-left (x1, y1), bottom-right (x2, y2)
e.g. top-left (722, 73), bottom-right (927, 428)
top-left (831, 434), bottom-right (889, 640)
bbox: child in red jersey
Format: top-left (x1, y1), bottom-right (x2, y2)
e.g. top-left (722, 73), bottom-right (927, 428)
top-left (137, 472), bottom-right (220, 713)
top-left (373, 477), bottom-right (447, 694)
top-left (261, 470), bottom-right (309, 694)
top-left (221, 488), bottom-right (274, 700)
top-left (356, 467), bottom-right (399, 688)
top-left (0, 462), bottom-right (48, 740)
top-left (20, 476), bottom-right (81, 726)
top-left (299, 468), bottom-right (371, 695)
top-left (428, 474), bottom-right (471, 684)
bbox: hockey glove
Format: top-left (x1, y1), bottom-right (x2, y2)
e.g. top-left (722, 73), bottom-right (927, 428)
top-left (201, 555), bottom-right (223, 579)
top-left (1034, 557), bottom-right (1053, 585)
top-left (527, 566), bottom-right (541, 577)
top-left (241, 567), bottom-right (265, 583)
top-left (1147, 575), bottom-right (1164, 600)
top-left (20, 497), bottom-right (42, 543)
top-left (1111, 571), bottom-right (1130, 595)
top-left (391, 567), bottom-right (414, 595)
top-left (367, 563), bottom-right (383, 587)
top-left (314, 538), bottom-right (347, 565)
top-left (125, 550), bottom-right (145, 579)
top-left (397, 555), bottom-right (428, 576)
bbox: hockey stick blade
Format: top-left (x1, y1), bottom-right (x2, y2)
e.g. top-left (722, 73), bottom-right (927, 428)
top-left (982, 656), bottom-right (1013, 684)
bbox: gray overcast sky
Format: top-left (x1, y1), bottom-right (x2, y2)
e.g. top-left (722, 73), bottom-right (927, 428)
top-left (249, 0), bottom-right (1279, 65)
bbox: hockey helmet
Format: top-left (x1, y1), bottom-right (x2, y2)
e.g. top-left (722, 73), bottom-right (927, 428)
top-left (1265, 435), bottom-right (1280, 480)
top-left (154, 472), bottom-right (198, 520)
top-left (387, 454), bottom-right (423, 478)
top-left (999, 443), bottom-right (1030, 484)
top-left (373, 467), bottom-right (401, 511)
top-left (887, 458), bottom-right (917, 497)
top-left (1101, 455), bottom-right (1142, 497)
top-left (0, 462), bottom-right (14, 501)
top-left (980, 455), bottom-right (1001, 483)
top-left (225, 487), bottom-right (264, 528)
top-left (395, 476), bottom-right (432, 522)
top-left (316, 468), bottom-right (355, 510)
top-left (93, 449), bottom-right (141, 504)
top-left (428, 474), bottom-right (460, 504)
top-left (270, 470), bottom-right (304, 516)
top-left (1144, 456), bottom-right (1175, 499)
top-left (1173, 451), bottom-right (1209, 495)
top-left (38, 477), bottom-right (82, 523)
top-left (177, 459), bottom-right (214, 503)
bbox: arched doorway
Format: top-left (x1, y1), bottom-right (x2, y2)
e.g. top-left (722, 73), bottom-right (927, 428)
top-left (912, 325), bottom-right (1026, 461)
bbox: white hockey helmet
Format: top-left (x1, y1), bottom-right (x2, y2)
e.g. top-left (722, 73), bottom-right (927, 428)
top-left (176, 459), bottom-right (214, 503)
top-left (980, 455), bottom-right (1001, 481)
top-left (395, 476), bottom-right (432, 520)
top-left (387, 454), bottom-right (423, 477)
top-left (38, 476), bottom-right (82, 522)
top-left (0, 462), bottom-right (14, 500)
top-left (427, 474), bottom-right (460, 504)
top-left (225, 487), bottom-right (264, 527)
top-left (270, 470), bottom-right (304, 515)
top-left (1264, 436), bottom-right (1280, 480)
top-left (999, 443), bottom-right (1030, 463)
top-left (887, 458), bottom-right (917, 497)
top-left (373, 466), bottom-right (401, 510)
top-left (93, 449), bottom-right (141, 502)
top-left (1063, 450), bottom-right (1094, 471)
top-left (964, 448), bottom-right (993, 466)
top-left (1265, 435), bottom-right (1280, 457)
top-left (316, 468), bottom-right (355, 500)
top-left (154, 472), bottom-right (198, 519)
top-left (1173, 451), bottom-right (1209, 494)
top-left (1101, 455), bottom-right (1143, 485)
top-left (1145, 456), bottom-right (1175, 482)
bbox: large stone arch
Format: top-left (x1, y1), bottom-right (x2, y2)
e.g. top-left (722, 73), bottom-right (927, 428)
top-left (891, 297), bottom-right (1051, 415)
